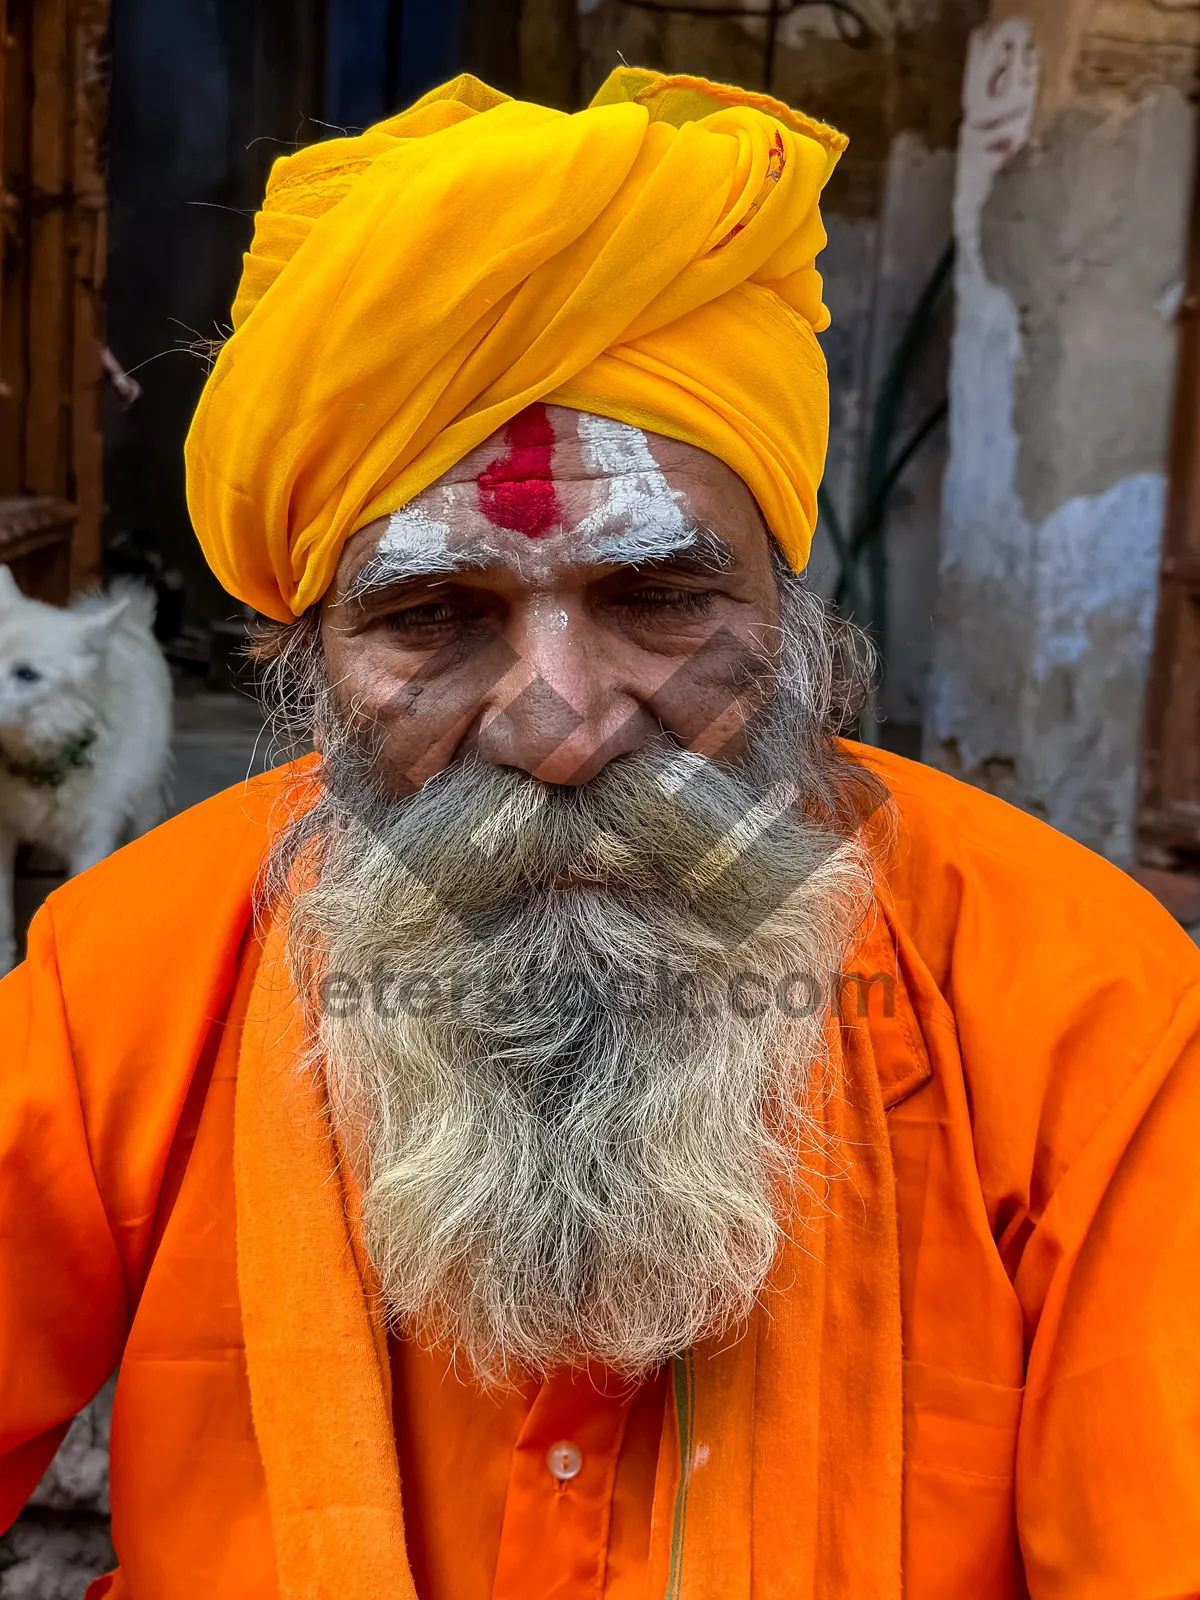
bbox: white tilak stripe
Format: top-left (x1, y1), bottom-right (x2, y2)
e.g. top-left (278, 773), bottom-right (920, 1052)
top-left (378, 503), bottom-right (457, 574)
top-left (574, 413), bottom-right (691, 563)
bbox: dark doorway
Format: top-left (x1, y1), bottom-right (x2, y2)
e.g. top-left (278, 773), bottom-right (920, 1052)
top-left (103, 0), bottom-right (524, 633)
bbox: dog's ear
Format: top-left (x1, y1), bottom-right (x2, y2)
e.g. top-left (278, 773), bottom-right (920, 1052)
top-left (76, 594), bottom-right (134, 647)
top-left (0, 566), bottom-right (22, 607)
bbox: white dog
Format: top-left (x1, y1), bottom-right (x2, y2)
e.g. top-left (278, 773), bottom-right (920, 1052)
top-left (0, 566), bottom-right (172, 973)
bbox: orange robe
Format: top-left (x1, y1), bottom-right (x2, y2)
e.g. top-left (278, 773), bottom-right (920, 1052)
top-left (3, 746), bottom-right (1200, 1597)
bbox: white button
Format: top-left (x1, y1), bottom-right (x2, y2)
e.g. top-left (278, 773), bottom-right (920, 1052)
top-left (546, 1440), bottom-right (583, 1481)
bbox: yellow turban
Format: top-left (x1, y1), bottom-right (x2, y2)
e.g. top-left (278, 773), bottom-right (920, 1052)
top-left (185, 69), bottom-right (846, 621)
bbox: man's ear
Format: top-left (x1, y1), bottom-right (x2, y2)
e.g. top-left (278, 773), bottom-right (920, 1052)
top-left (0, 566), bottom-right (23, 608)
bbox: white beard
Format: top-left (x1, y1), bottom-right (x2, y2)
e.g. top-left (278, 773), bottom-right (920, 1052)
top-left (281, 727), bottom-right (873, 1387)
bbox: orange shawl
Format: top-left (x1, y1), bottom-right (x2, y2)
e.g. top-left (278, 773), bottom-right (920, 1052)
top-left (234, 907), bottom-right (903, 1599)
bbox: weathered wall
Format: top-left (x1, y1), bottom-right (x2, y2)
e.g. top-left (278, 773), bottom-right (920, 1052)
top-left (928, 0), bottom-right (1199, 861)
top-left (579, 0), bottom-right (985, 741)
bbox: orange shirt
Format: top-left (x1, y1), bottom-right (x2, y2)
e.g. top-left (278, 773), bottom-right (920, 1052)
top-left (392, 1340), bottom-right (665, 1600)
top-left (2, 747), bottom-right (1200, 1596)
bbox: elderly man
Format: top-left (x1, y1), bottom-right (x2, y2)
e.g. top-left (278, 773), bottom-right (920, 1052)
top-left (2, 69), bottom-right (1198, 1600)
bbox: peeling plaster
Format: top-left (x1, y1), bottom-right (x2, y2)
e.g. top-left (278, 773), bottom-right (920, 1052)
top-left (1023, 473), bottom-right (1165, 860)
top-left (988, 0), bottom-right (1091, 131)
top-left (929, 18), bottom-right (1171, 863)
top-left (776, 0), bottom-right (893, 46)
top-left (981, 87), bottom-right (1193, 524)
top-left (930, 20), bottom-right (1038, 768)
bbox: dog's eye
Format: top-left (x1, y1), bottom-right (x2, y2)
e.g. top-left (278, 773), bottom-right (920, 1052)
top-left (11, 663), bottom-right (41, 684)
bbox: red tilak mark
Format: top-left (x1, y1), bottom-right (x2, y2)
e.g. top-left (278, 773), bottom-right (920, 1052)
top-left (477, 403), bottom-right (561, 537)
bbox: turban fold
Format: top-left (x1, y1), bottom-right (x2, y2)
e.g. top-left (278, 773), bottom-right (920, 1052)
top-left (185, 69), bottom-right (846, 621)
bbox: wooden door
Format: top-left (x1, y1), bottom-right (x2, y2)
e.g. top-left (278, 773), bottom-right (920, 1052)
top-left (0, 0), bottom-right (109, 596)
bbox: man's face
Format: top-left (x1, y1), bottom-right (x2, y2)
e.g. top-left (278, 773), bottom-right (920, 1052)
top-left (320, 405), bottom-right (782, 791)
top-left (283, 406), bottom-right (871, 1383)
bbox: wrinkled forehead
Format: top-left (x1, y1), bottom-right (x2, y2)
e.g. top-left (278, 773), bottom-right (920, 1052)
top-left (439, 404), bottom-right (689, 486)
top-left (341, 404), bottom-right (765, 587)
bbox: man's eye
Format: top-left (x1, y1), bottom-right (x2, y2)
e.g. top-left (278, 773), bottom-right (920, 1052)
top-left (619, 586), bottom-right (714, 617)
top-left (384, 602), bottom-right (467, 631)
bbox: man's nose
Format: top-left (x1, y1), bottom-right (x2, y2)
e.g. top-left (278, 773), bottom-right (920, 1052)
top-left (471, 605), bottom-right (654, 785)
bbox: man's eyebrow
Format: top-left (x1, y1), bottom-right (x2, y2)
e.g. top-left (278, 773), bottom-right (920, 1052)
top-left (613, 524), bottom-right (737, 575)
top-left (339, 522), bottom-right (737, 604)
top-left (338, 547), bottom-right (492, 605)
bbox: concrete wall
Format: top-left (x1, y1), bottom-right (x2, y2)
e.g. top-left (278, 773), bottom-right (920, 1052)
top-left (928, 0), bottom-right (1199, 861)
top-left (579, 0), bottom-right (985, 743)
